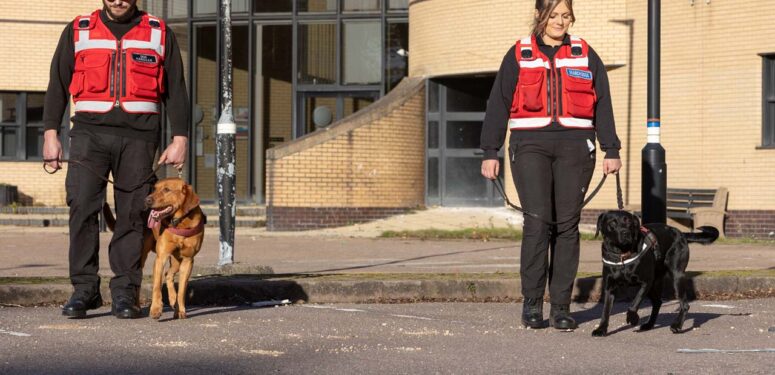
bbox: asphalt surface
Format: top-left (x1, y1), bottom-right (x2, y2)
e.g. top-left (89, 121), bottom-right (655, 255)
top-left (1, 299), bottom-right (773, 374)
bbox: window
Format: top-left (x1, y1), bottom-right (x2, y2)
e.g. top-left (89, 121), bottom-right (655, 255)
top-left (763, 54), bottom-right (775, 147)
top-left (142, 0), bottom-right (188, 19)
top-left (0, 92), bottom-right (57, 160)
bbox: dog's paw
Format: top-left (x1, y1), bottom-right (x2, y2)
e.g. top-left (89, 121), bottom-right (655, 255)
top-left (174, 308), bottom-right (187, 320)
top-left (670, 322), bottom-right (685, 334)
top-left (591, 326), bottom-right (608, 337)
top-left (149, 304), bottom-right (163, 320)
top-left (639, 322), bottom-right (655, 331)
top-left (626, 310), bottom-right (640, 326)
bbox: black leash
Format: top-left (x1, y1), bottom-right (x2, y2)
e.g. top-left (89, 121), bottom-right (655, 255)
top-left (43, 159), bottom-right (161, 192)
top-left (492, 172), bottom-right (624, 225)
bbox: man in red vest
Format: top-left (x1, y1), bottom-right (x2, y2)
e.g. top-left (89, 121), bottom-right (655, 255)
top-left (42, 0), bottom-right (189, 319)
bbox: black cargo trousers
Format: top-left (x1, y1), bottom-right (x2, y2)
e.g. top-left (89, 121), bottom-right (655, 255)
top-left (510, 138), bottom-right (596, 305)
top-left (65, 128), bottom-right (157, 299)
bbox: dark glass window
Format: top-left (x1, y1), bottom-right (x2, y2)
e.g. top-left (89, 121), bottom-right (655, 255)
top-left (0, 93), bottom-right (17, 123)
top-left (0, 92), bottom-right (52, 160)
top-left (386, 21), bottom-right (408, 92)
top-left (763, 54), bottom-right (775, 147)
top-left (427, 157), bottom-right (439, 198)
top-left (428, 121), bottom-right (438, 149)
top-left (446, 77), bottom-right (490, 112)
top-left (446, 121), bottom-right (482, 149)
top-left (298, 23), bottom-right (336, 84)
top-left (1, 127), bottom-right (16, 158)
top-left (254, 0), bottom-right (293, 12)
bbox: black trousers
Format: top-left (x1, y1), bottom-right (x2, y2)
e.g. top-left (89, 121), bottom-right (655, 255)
top-left (510, 138), bottom-right (595, 304)
top-left (65, 128), bottom-right (157, 298)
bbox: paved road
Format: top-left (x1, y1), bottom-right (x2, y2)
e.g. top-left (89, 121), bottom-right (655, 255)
top-left (1, 299), bottom-right (773, 374)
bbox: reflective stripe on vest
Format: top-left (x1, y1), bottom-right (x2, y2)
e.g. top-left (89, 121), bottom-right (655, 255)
top-left (74, 101), bottom-right (114, 113)
top-left (509, 117), bottom-right (553, 129)
top-left (75, 18), bottom-right (164, 55)
top-left (558, 117), bottom-right (594, 129)
top-left (122, 101), bottom-right (160, 113)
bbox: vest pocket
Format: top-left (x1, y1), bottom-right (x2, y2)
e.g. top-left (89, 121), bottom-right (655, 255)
top-left (81, 53), bottom-right (110, 94)
top-left (515, 70), bottom-right (544, 113)
top-left (563, 73), bottom-right (595, 118)
top-left (128, 60), bottom-right (160, 100)
top-left (68, 72), bottom-right (84, 96)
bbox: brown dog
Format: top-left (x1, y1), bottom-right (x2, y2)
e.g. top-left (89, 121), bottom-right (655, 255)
top-left (103, 177), bottom-right (205, 320)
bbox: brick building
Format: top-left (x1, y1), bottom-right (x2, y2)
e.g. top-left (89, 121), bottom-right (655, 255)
top-left (1, 0), bottom-right (774, 237)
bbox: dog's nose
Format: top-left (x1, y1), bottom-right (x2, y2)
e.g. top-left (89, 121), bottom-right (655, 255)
top-left (144, 196), bottom-right (154, 208)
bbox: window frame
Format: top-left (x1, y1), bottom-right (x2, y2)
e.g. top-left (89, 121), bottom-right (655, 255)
top-left (0, 91), bottom-right (69, 161)
top-left (760, 53), bottom-right (775, 149)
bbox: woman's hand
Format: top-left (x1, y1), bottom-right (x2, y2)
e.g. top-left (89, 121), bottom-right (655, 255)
top-left (603, 158), bottom-right (622, 175)
top-left (481, 159), bottom-right (500, 180)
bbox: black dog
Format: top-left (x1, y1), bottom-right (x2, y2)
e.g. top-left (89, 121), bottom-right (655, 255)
top-left (591, 211), bottom-right (718, 337)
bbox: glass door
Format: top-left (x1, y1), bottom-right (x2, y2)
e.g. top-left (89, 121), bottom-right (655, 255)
top-left (426, 76), bottom-right (503, 206)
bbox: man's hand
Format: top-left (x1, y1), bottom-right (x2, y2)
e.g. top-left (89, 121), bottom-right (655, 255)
top-left (43, 129), bottom-right (63, 171)
top-left (158, 136), bottom-right (188, 171)
top-left (481, 159), bottom-right (500, 180)
top-left (603, 158), bottom-right (622, 175)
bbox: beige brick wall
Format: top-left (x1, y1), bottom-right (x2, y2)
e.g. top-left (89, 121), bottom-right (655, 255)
top-left (411, 0), bottom-right (775, 211)
top-left (266, 77), bottom-right (425, 208)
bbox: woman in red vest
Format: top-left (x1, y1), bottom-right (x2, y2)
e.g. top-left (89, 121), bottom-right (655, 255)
top-left (480, 0), bottom-right (622, 330)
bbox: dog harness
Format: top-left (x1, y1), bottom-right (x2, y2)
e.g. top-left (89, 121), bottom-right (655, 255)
top-left (147, 209), bottom-right (205, 237)
top-left (509, 34), bottom-right (596, 130)
top-left (70, 10), bottom-right (166, 114)
top-left (602, 227), bottom-right (658, 267)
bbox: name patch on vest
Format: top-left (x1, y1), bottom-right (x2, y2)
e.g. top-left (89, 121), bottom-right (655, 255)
top-left (132, 53), bottom-right (157, 64)
top-left (566, 68), bottom-right (592, 81)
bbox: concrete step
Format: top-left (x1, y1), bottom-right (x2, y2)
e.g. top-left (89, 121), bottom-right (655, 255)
top-left (0, 205), bottom-right (266, 217)
top-left (0, 212), bottom-right (266, 228)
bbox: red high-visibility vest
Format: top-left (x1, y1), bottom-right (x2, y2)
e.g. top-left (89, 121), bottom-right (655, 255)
top-left (509, 34), bottom-right (596, 130)
top-left (69, 10), bottom-right (166, 114)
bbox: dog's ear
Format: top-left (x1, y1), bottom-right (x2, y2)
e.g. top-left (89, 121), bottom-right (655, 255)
top-left (596, 212), bottom-right (606, 238)
top-left (181, 184), bottom-right (200, 215)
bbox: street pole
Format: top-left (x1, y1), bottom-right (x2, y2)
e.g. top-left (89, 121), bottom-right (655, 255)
top-left (642, 0), bottom-right (666, 224)
top-left (217, 0), bottom-right (236, 266)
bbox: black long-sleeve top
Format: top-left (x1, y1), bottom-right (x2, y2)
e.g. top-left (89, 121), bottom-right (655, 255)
top-left (480, 34), bottom-right (621, 160)
top-left (43, 8), bottom-right (189, 142)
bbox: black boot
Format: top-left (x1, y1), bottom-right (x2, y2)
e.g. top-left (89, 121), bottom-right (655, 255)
top-left (521, 297), bottom-right (546, 329)
top-left (62, 290), bottom-right (103, 318)
top-left (550, 304), bottom-right (577, 330)
top-left (112, 293), bottom-right (141, 319)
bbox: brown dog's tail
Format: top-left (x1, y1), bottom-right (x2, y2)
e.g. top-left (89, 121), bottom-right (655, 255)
top-left (102, 202), bottom-right (116, 232)
top-left (683, 226), bottom-right (719, 245)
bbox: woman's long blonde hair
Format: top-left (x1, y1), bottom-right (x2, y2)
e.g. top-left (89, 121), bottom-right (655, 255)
top-left (531, 0), bottom-right (576, 37)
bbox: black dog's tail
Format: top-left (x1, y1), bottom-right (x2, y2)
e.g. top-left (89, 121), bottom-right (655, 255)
top-left (102, 202), bottom-right (116, 232)
top-left (683, 226), bottom-right (719, 245)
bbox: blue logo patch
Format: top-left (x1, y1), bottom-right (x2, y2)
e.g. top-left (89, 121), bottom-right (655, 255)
top-left (566, 68), bottom-right (593, 81)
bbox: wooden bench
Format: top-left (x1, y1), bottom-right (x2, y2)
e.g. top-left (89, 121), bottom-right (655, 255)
top-left (628, 187), bottom-right (728, 238)
top-left (665, 187), bottom-right (728, 237)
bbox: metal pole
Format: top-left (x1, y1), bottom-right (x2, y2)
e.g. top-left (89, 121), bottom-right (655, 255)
top-left (217, 0), bottom-right (236, 266)
top-left (642, 0), bottom-right (666, 224)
